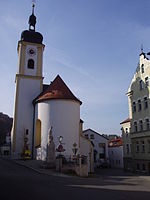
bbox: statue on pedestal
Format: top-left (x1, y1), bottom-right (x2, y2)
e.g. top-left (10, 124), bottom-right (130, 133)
top-left (47, 127), bottom-right (56, 168)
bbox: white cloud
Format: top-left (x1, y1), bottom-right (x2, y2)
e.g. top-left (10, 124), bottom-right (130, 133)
top-left (46, 46), bottom-right (94, 79)
top-left (2, 14), bottom-right (26, 31)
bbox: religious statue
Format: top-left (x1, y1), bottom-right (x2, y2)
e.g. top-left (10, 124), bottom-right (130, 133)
top-left (47, 127), bottom-right (56, 168)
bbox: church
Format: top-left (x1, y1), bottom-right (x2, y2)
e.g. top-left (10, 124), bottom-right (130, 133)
top-left (11, 3), bottom-right (94, 173)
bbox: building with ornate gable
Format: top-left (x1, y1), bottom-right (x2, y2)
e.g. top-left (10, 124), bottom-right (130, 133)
top-left (121, 50), bottom-right (150, 174)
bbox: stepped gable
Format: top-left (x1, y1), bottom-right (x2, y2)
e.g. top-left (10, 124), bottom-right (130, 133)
top-left (33, 75), bottom-right (82, 105)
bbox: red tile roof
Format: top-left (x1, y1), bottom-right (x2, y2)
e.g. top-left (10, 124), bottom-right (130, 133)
top-left (120, 118), bottom-right (131, 125)
top-left (108, 137), bottom-right (123, 147)
top-left (33, 75), bottom-right (82, 105)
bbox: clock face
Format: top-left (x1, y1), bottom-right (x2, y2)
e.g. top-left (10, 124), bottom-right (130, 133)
top-left (27, 48), bottom-right (36, 56)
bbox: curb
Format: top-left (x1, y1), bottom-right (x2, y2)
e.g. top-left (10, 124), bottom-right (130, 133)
top-left (12, 159), bottom-right (73, 178)
top-left (1, 157), bottom-right (95, 179)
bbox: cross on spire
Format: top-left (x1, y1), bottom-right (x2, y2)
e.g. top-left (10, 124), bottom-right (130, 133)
top-left (141, 44), bottom-right (144, 53)
top-left (29, 0), bottom-right (36, 31)
top-left (32, 0), bottom-right (35, 15)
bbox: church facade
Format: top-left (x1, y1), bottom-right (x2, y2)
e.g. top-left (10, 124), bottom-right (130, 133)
top-left (11, 4), bottom-right (94, 173)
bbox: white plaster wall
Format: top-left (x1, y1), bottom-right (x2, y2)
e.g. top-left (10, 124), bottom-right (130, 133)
top-left (121, 122), bottom-right (132, 158)
top-left (108, 146), bottom-right (123, 168)
top-left (128, 54), bottom-right (150, 132)
top-left (34, 100), bottom-right (80, 161)
top-left (14, 78), bottom-right (41, 157)
top-left (83, 129), bottom-right (108, 166)
top-left (24, 45), bottom-right (37, 76)
top-left (80, 136), bottom-right (94, 173)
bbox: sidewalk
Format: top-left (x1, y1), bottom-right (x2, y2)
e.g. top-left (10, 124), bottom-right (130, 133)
top-left (13, 159), bottom-right (74, 178)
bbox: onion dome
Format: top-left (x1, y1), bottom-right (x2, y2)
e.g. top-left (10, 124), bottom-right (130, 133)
top-left (21, 2), bottom-right (43, 44)
top-left (33, 75), bottom-right (82, 105)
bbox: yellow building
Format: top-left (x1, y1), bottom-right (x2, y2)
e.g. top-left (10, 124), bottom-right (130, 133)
top-left (122, 50), bottom-right (150, 174)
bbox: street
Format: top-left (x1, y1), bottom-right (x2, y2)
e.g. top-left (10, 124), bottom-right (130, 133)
top-left (0, 158), bottom-right (150, 200)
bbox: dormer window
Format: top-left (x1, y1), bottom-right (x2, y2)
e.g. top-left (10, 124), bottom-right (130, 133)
top-left (28, 59), bottom-right (34, 69)
top-left (90, 134), bottom-right (94, 139)
top-left (85, 134), bottom-right (88, 139)
top-left (141, 64), bottom-right (144, 73)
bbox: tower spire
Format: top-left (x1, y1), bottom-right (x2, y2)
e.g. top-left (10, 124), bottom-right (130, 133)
top-left (21, 0), bottom-right (43, 44)
top-left (29, 0), bottom-right (36, 31)
top-left (32, 0), bottom-right (35, 15)
top-left (141, 44), bottom-right (144, 53)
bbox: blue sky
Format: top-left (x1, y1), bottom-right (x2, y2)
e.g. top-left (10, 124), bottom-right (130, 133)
top-left (0, 0), bottom-right (150, 135)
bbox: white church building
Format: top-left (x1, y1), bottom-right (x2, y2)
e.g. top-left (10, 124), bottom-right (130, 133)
top-left (11, 4), bottom-right (94, 173)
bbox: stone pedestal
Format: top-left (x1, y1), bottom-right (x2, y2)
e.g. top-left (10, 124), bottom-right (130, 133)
top-left (46, 127), bottom-right (56, 168)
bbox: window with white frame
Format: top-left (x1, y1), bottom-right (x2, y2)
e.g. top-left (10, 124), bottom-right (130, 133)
top-left (142, 164), bottom-right (146, 171)
top-left (28, 59), bottom-right (34, 69)
top-left (126, 144), bottom-right (129, 154)
top-left (139, 80), bottom-right (143, 90)
top-left (144, 97), bottom-right (148, 109)
top-left (145, 77), bottom-right (149, 87)
top-left (136, 141), bottom-right (139, 153)
top-left (138, 100), bottom-right (142, 111)
top-left (84, 134), bottom-right (88, 139)
top-left (141, 64), bottom-right (144, 73)
top-left (130, 144), bottom-right (132, 153)
top-left (145, 118), bottom-right (150, 130)
top-left (141, 141), bottom-right (145, 152)
top-left (148, 140), bottom-right (150, 152)
top-left (139, 120), bottom-right (143, 131)
top-left (90, 134), bottom-right (94, 139)
top-left (134, 121), bottom-right (138, 132)
top-left (132, 102), bottom-right (136, 112)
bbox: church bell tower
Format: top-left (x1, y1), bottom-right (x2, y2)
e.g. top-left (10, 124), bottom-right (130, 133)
top-left (11, 3), bottom-right (45, 158)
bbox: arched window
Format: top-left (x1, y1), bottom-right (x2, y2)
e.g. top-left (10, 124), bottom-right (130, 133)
top-left (28, 59), bottom-right (34, 69)
top-left (139, 120), bottom-right (143, 131)
top-left (146, 118), bottom-right (150, 130)
top-left (132, 102), bottom-right (136, 112)
top-left (35, 119), bottom-right (41, 148)
top-left (134, 121), bottom-right (138, 132)
top-left (141, 64), bottom-right (144, 73)
top-left (144, 97), bottom-right (148, 109)
top-left (138, 100), bottom-right (142, 111)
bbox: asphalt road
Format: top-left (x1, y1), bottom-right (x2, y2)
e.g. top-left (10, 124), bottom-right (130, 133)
top-left (0, 158), bottom-right (150, 200)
